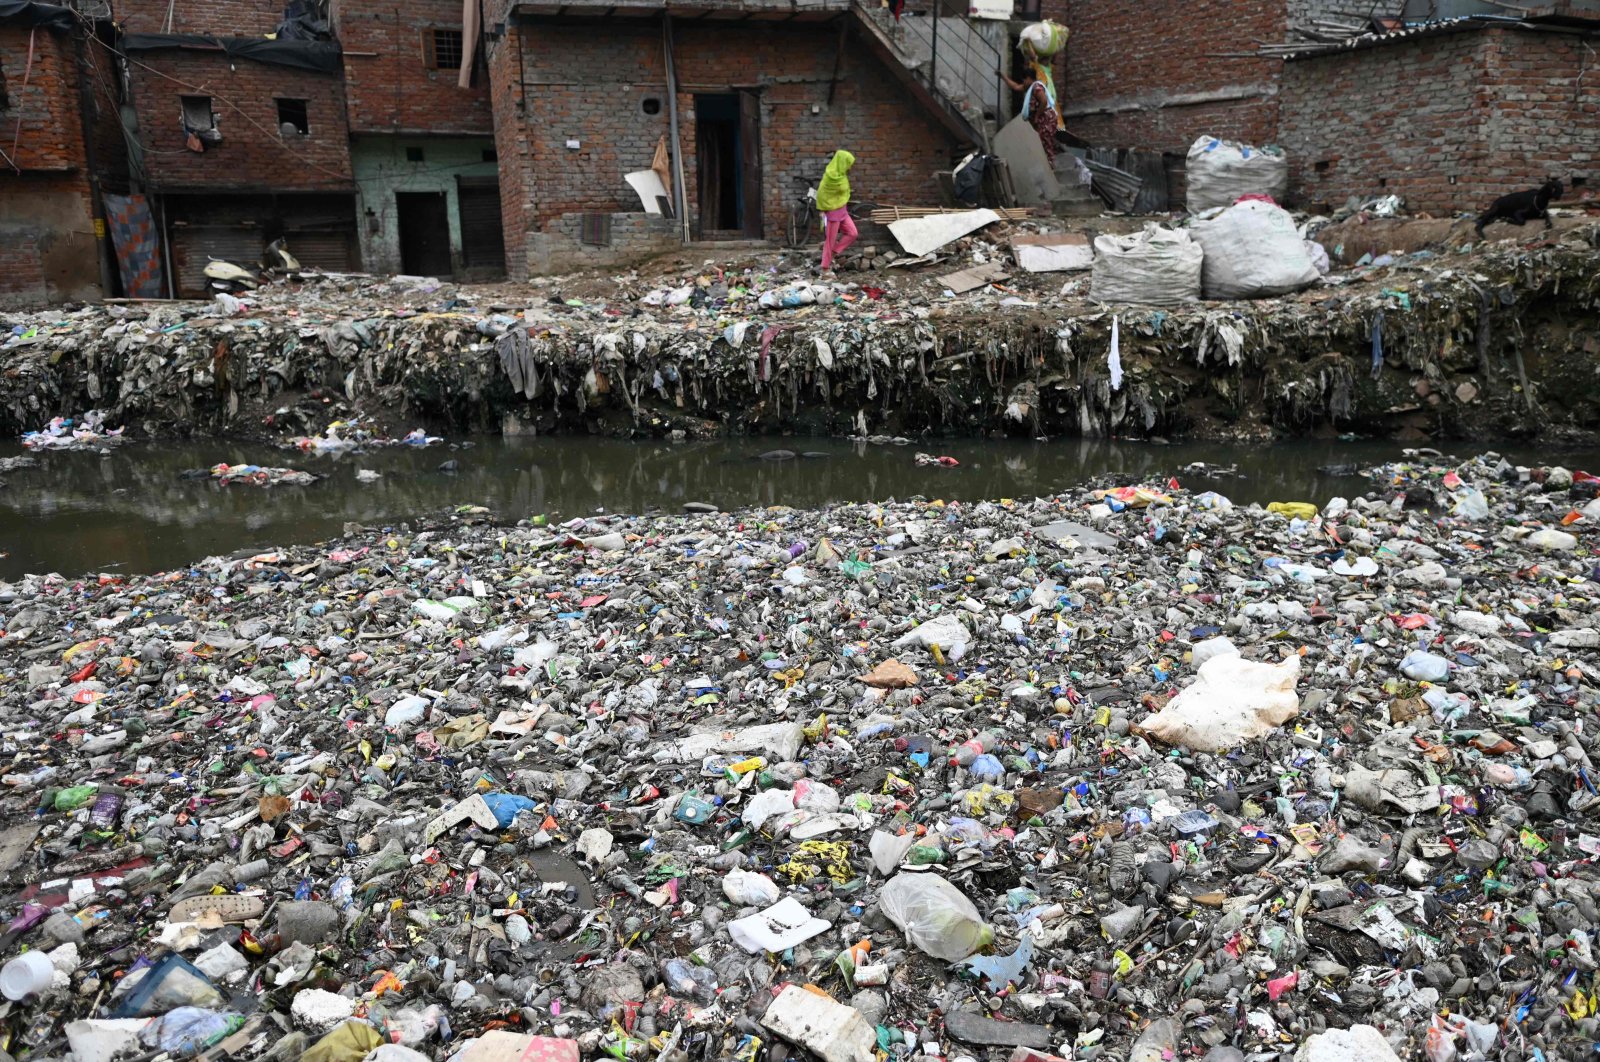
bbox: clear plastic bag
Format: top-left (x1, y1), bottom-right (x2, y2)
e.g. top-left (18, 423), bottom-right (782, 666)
top-left (878, 873), bottom-right (994, 962)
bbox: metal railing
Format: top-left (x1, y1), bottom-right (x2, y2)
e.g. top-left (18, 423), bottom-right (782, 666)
top-left (862, 0), bottom-right (1007, 128)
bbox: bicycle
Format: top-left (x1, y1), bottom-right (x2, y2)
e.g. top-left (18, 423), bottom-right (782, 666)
top-left (786, 174), bottom-right (820, 249)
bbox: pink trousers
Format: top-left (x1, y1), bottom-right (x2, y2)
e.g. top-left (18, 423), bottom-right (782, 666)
top-left (821, 206), bottom-right (857, 270)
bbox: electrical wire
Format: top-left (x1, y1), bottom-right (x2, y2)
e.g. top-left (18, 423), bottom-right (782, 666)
top-left (5, 27), bottom-right (37, 173)
top-left (75, 11), bottom-right (355, 184)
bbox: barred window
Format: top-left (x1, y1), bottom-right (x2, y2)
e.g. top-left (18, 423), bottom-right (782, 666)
top-left (423, 28), bottom-right (463, 70)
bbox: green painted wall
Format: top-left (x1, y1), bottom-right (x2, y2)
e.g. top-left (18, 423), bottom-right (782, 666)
top-left (351, 135), bottom-right (499, 276)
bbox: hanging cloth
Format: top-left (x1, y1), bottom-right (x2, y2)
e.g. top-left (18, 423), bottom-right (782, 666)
top-left (1109, 316), bottom-right (1124, 392)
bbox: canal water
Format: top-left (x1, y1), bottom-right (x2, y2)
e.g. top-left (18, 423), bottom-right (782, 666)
top-left (1, 436), bottom-right (1593, 578)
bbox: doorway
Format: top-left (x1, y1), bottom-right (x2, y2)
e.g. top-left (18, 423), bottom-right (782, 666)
top-left (694, 91), bottom-right (762, 239)
top-left (455, 176), bottom-right (506, 276)
top-left (396, 191), bottom-right (452, 276)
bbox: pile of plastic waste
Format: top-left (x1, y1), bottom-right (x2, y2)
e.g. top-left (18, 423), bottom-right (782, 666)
top-left (0, 451), bottom-right (1597, 1062)
top-left (288, 420), bottom-right (444, 455)
top-left (205, 463), bottom-right (320, 487)
top-left (3, 226), bottom-right (1600, 444)
top-left (21, 410), bottom-right (125, 452)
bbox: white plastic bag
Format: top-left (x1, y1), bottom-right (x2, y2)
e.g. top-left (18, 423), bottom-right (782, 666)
top-left (1304, 239), bottom-right (1330, 275)
top-left (512, 639), bottom-right (558, 669)
top-left (1138, 654), bottom-right (1301, 752)
top-left (1399, 651), bottom-right (1450, 682)
top-left (665, 722), bottom-right (806, 764)
top-left (385, 695), bottom-right (429, 726)
top-left (1295, 1025), bottom-right (1402, 1062)
top-left (878, 873), bottom-right (994, 961)
top-left (1189, 635), bottom-right (1239, 669)
top-left (1527, 528), bottom-right (1578, 551)
top-left (1190, 201), bottom-right (1320, 299)
top-left (411, 597), bottom-right (481, 623)
top-left (1451, 487), bottom-right (1489, 520)
top-left (892, 614), bottom-right (971, 655)
top-left (1185, 135), bottom-right (1289, 213)
top-left (723, 868), bottom-right (781, 906)
top-left (1018, 20), bottom-right (1067, 57)
top-left (1090, 224), bottom-right (1203, 307)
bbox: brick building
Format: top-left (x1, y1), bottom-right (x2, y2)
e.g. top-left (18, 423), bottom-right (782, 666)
top-left (117, 0), bottom-right (360, 295)
top-left (1061, 0), bottom-right (1599, 212)
top-left (1280, 21), bottom-right (1599, 214)
top-left (0, 3), bottom-right (117, 306)
top-left (483, 0), bottom-right (973, 275)
top-left (341, 0), bottom-right (504, 277)
top-left (1061, 0), bottom-right (1288, 155)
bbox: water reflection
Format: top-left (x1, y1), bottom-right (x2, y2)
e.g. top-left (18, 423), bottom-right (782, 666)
top-left (0, 436), bottom-right (1593, 578)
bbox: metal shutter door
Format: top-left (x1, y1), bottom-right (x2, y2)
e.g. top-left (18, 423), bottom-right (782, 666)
top-left (170, 225), bottom-right (264, 299)
top-left (456, 177), bottom-right (505, 272)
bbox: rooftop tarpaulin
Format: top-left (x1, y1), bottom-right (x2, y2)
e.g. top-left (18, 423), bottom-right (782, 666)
top-left (120, 33), bottom-right (342, 74)
top-left (0, 1), bottom-right (76, 30)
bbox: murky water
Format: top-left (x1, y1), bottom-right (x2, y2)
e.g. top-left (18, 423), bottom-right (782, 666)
top-left (0, 436), bottom-right (1594, 578)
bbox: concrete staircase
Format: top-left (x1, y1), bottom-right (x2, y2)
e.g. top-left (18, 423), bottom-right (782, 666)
top-left (1053, 151), bottom-right (1103, 217)
top-left (851, 0), bottom-right (1004, 149)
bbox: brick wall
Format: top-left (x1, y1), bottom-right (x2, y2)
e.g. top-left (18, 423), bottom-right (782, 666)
top-left (0, 25), bottom-right (90, 172)
top-left (128, 51), bottom-right (353, 191)
top-left (341, 0), bottom-right (492, 135)
top-left (0, 175), bottom-right (102, 305)
top-left (491, 17), bottom-right (958, 276)
top-left (1287, 0), bottom-right (1391, 33)
top-left (528, 212), bottom-right (682, 273)
top-left (487, 18), bottom-right (531, 275)
top-left (0, 237), bottom-right (49, 307)
top-left (0, 26), bottom-right (101, 304)
top-left (117, 0), bottom-right (284, 36)
top-left (1479, 29), bottom-right (1598, 193)
top-left (1060, 0), bottom-right (1286, 154)
top-left (1278, 26), bottom-right (1596, 214)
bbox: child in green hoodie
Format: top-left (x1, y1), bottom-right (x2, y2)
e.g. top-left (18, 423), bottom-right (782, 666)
top-left (816, 150), bottom-right (857, 272)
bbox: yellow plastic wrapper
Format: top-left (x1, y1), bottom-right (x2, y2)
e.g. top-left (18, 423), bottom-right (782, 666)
top-left (302, 1022), bottom-right (384, 1062)
top-left (796, 840), bottom-right (854, 883)
top-left (1266, 501), bottom-right (1318, 520)
top-left (434, 714), bottom-right (490, 749)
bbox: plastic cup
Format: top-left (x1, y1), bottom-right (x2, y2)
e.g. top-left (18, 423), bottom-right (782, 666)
top-left (0, 951), bottom-right (54, 1001)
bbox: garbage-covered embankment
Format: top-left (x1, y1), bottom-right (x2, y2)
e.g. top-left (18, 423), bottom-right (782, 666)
top-left (3, 225), bottom-right (1598, 442)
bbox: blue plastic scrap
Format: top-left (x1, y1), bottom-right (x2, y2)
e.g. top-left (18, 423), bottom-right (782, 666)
top-left (959, 933), bottom-right (1034, 987)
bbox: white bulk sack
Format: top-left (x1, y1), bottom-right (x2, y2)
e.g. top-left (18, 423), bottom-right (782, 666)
top-left (1190, 200), bottom-right (1321, 299)
top-left (1089, 224), bottom-right (1203, 306)
top-left (1185, 135), bottom-right (1289, 213)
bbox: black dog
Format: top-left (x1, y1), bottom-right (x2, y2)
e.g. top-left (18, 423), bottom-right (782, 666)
top-left (1476, 178), bottom-right (1563, 237)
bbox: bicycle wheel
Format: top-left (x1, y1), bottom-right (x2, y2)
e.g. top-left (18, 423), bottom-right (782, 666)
top-left (787, 202), bottom-right (815, 249)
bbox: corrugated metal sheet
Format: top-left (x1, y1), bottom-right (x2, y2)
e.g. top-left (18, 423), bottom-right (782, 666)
top-left (1084, 158), bottom-right (1143, 214)
top-left (1283, 13), bottom-right (1537, 59)
top-left (1089, 149), bottom-right (1170, 213)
